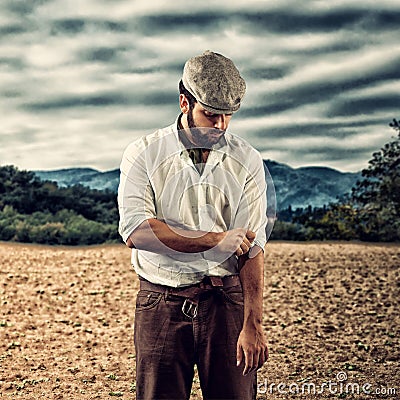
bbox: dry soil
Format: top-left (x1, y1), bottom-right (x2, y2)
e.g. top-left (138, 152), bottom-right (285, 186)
top-left (0, 242), bottom-right (399, 399)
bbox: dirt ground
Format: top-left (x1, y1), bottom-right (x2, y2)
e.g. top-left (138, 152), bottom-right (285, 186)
top-left (0, 241), bottom-right (399, 399)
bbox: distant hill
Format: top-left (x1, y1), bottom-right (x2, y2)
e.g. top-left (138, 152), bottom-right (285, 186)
top-left (264, 160), bottom-right (361, 210)
top-left (35, 161), bottom-right (361, 210)
top-left (35, 168), bottom-right (119, 192)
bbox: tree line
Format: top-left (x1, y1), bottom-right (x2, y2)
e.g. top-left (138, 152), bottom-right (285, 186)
top-left (0, 167), bottom-right (119, 245)
top-left (271, 119), bottom-right (399, 242)
top-left (0, 119), bottom-right (398, 245)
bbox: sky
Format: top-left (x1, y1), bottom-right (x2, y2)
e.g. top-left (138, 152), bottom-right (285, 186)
top-left (0, 0), bottom-right (399, 173)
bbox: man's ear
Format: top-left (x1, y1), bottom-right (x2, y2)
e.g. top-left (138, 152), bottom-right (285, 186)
top-left (179, 94), bottom-right (190, 114)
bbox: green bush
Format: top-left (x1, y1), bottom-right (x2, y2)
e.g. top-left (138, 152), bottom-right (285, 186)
top-left (30, 222), bottom-right (67, 245)
top-left (0, 205), bottom-right (20, 240)
top-left (270, 220), bottom-right (309, 241)
top-left (0, 206), bottom-right (119, 245)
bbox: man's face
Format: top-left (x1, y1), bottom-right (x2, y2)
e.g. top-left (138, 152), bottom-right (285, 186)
top-left (186, 102), bottom-right (232, 148)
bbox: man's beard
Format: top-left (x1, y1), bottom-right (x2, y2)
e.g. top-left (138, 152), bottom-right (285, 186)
top-left (187, 107), bottom-right (225, 148)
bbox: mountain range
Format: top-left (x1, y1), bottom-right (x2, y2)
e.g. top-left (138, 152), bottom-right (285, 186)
top-left (34, 160), bottom-right (361, 211)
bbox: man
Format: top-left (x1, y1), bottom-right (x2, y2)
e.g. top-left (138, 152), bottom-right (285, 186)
top-left (118, 50), bottom-right (268, 399)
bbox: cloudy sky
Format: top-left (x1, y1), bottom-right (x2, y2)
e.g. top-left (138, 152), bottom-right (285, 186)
top-left (1, 0), bottom-right (399, 172)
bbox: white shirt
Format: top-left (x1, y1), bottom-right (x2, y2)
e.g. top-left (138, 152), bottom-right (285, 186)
top-left (118, 118), bottom-right (267, 287)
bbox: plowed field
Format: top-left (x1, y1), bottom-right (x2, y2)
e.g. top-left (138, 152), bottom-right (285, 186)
top-left (0, 242), bottom-right (399, 399)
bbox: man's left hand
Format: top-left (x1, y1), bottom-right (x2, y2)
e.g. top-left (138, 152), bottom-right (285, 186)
top-left (236, 324), bottom-right (268, 376)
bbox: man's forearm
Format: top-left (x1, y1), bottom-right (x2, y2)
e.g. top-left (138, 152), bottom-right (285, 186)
top-left (239, 249), bottom-right (264, 328)
top-left (127, 218), bottom-right (220, 253)
top-left (236, 247), bottom-right (268, 375)
top-left (128, 218), bottom-right (256, 260)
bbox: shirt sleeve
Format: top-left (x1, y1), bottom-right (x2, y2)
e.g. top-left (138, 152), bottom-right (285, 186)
top-left (234, 150), bottom-right (267, 250)
top-left (117, 140), bottom-right (156, 243)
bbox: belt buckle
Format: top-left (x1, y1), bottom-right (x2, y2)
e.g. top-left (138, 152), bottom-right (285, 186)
top-left (209, 276), bottom-right (224, 287)
top-left (182, 299), bottom-right (198, 319)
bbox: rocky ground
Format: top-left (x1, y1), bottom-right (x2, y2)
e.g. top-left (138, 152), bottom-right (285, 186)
top-left (0, 241), bottom-right (399, 399)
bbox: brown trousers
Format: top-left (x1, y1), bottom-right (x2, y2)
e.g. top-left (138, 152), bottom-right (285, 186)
top-left (134, 282), bottom-right (257, 400)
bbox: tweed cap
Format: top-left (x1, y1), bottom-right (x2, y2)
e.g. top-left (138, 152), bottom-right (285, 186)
top-left (182, 50), bottom-right (246, 114)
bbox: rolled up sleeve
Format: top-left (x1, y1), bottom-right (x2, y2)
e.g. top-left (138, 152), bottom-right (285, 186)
top-left (118, 141), bottom-right (156, 243)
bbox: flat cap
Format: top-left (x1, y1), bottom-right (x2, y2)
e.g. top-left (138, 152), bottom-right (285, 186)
top-left (182, 50), bottom-right (246, 114)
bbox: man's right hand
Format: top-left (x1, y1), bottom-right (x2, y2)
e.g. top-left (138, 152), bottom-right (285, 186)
top-left (216, 228), bottom-right (256, 257)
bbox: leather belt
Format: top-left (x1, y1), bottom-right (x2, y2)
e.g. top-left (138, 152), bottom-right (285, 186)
top-left (139, 275), bottom-right (241, 299)
top-left (139, 275), bottom-right (241, 319)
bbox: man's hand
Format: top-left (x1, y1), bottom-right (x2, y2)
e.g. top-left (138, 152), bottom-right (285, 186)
top-left (235, 229), bottom-right (256, 257)
top-left (236, 323), bottom-right (268, 376)
top-left (216, 228), bottom-right (256, 257)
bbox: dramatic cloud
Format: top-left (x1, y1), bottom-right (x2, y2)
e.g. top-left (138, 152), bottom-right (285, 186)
top-left (0, 0), bottom-right (399, 172)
